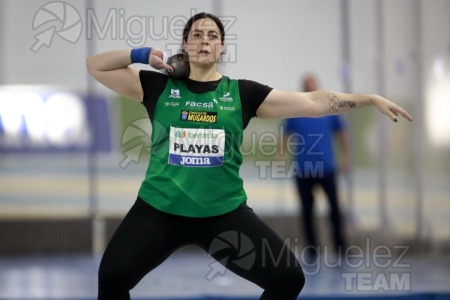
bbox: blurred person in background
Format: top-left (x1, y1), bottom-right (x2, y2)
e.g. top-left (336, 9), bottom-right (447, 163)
top-left (283, 74), bottom-right (350, 261)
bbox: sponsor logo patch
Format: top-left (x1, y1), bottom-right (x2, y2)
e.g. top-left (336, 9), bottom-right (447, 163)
top-left (185, 101), bottom-right (215, 109)
top-left (180, 110), bottom-right (217, 123)
top-left (219, 92), bottom-right (233, 102)
top-left (169, 89), bottom-right (181, 99)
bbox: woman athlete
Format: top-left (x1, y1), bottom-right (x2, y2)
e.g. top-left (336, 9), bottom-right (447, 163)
top-left (87, 12), bottom-right (412, 300)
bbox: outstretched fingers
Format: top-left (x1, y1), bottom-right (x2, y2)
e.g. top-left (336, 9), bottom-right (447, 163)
top-left (389, 104), bottom-right (413, 122)
top-left (375, 96), bottom-right (413, 122)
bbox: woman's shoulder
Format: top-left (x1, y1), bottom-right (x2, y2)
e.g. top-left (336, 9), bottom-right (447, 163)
top-left (236, 78), bottom-right (272, 92)
top-left (139, 70), bottom-right (170, 87)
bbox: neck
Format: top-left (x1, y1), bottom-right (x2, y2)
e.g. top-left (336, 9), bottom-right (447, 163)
top-left (188, 63), bottom-right (222, 82)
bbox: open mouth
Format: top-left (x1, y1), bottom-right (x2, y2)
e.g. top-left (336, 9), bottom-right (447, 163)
top-left (199, 50), bottom-right (210, 55)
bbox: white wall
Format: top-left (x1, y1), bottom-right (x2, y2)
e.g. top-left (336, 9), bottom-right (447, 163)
top-left (218, 0), bottom-right (342, 92)
top-left (0, 0), bottom-right (448, 95)
top-left (2, 0), bottom-right (87, 90)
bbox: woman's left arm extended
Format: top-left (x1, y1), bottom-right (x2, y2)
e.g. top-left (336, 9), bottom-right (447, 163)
top-left (256, 89), bottom-right (413, 122)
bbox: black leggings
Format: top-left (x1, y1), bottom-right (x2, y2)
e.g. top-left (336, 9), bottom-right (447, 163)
top-left (98, 197), bottom-right (305, 299)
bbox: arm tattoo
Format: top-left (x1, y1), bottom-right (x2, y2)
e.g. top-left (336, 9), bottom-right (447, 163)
top-left (328, 93), bottom-right (356, 113)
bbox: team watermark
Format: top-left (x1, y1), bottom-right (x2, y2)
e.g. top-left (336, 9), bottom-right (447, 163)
top-left (254, 160), bottom-right (325, 179)
top-left (205, 233), bottom-right (412, 292)
top-left (119, 118), bottom-right (152, 168)
top-left (206, 231), bottom-right (256, 280)
top-left (31, 1), bottom-right (238, 61)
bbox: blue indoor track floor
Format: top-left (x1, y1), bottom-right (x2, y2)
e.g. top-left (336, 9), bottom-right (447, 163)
top-left (0, 250), bottom-right (449, 300)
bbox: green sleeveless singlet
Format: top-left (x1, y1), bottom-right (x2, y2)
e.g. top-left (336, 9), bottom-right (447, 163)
top-left (138, 76), bottom-right (247, 217)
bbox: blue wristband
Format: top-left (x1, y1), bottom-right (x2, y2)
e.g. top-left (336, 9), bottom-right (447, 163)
top-left (130, 47), bottom-right (152, 64)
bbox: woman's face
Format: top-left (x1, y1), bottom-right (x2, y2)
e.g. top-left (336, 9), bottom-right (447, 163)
top-left (183, 18), bottom-right (224, 65)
